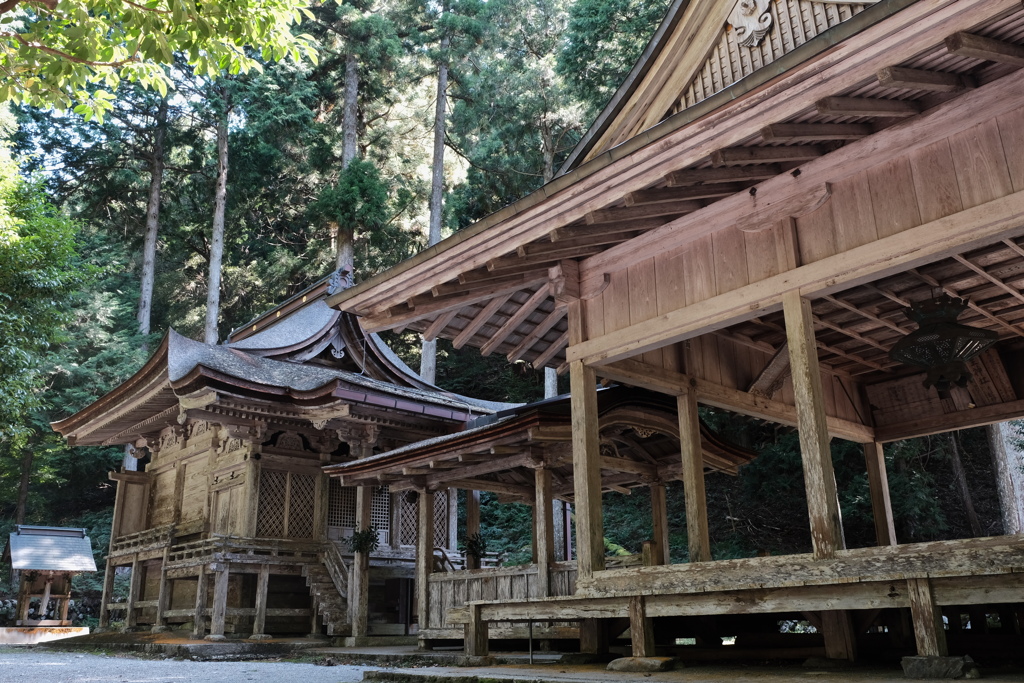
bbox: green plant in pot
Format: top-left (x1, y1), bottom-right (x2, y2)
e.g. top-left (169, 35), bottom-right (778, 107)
top-left (460, 533), bottom-right (488, 568)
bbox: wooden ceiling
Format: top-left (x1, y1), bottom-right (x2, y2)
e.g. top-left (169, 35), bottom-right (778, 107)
top-left (344, 8), bottom-right (1024, 382)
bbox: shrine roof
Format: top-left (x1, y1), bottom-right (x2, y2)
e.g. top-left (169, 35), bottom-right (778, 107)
top-left (3, 526), bottom-right (96, 573)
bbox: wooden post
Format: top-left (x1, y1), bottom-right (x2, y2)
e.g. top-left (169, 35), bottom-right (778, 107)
top-left (677, 389), bottom-right (711, 562)
top-left (821, 610), bottom-right (857, 661)
top-left (152, 548), bottom-right (170, 632)
top-left (629, 595), bottom-right (656, 657)
top-left (864, 442), bottom-right (897, 546)
top-left (579, 618), bottom-right (608, 655)
top-left (251, 564), bottom-right (270, 639)
top-left (38, 576), bottom-right (52, 623)
top-left (125, 557), bottom-right (141, 629)
top-left (782, 292), bottom-right (845, 560)
top-left (192, 567), bottom-right (208, 639)
top-left (570, 359), bottom-right (604, 582)
top-left (416, 489), bottom-right (434, 632)
top-left (58, 576), bottom-right (71, 624)
top-left (351, 485), bottom-right (372, 638)
top-left (465, 489), bottom-right (481, 570)
top-left (207, 566), bottom-right (229, 640)
top-left (907, 578), bottom-right (948, 657)
top-left (649, 482), bottom-right (670, 565)
top-left (243, 455), bottom-right (261, 537)
top-left (465, 603), bottom-right (489, 657)
top-left (98, 562), bottom-right (115, 629)
top-left (534, 468), bottom-right (555, 598)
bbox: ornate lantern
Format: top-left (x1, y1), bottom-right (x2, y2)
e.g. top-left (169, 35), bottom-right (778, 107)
top-left (888, 294), bottom-right (998, 392)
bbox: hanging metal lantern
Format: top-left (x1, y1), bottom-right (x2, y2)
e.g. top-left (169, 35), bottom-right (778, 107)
top-left (888, 294), bottom-right (998, 392)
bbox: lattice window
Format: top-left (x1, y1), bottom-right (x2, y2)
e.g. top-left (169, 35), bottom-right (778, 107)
top-left (288, 473), bottom-right (316, 539)
top-left (372, 485), bottom-right (390, 545)
top-left (328, 480), bottom-right (356, 529)
top-left (256, 470), bottom-right (286, 538)
top-left (399, 491), bottom-right (418, 546)
top-left (433, 490), bottom-right (450, 549)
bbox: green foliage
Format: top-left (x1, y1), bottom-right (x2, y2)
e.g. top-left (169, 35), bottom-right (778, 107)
top-left (459, 532), bottom-right (488, 559)
top-left (556, 0), bottom-right (673, 116)
top-left (0, 0), bottom-right (318, 120)
top-left (346, 526), bottom-right (381, 554)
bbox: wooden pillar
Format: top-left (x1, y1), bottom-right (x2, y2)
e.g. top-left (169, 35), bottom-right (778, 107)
top-left (243, 455), bottom-right (261, 537)
top-left (821, 610), bottom-right (857, 661)
top-left (534, 467), bottom-right (555, 598)
top-left (677, 389), bottom-right (711, 563)
top-left (250, 564), bottom-right (271, 639)
top-left (907, 578), bottom-right (947, 656)
top-left (629, 595), bottom-right (656, 657)
top-left (207, 565), bottom-right (229, 640)
top-left (59, 577), bottom-right (71, 623)
top-left (465, 603), bottom-right (489, 657)
top-left (39, 576), bottom-right (53, 623)
top-left (415, 489), bottom-right (435, 632)
top-left (782, 292), bottom-right (845, 560)
top-left (649, 482), bottom-right (670, 566)
top-left (125, 557), bottom-right (141, 628)
top-left (465, 490), bottom-right (481, 570)
top-left (152, 548), bottom-right (171, 632)
top-left (351, 484), bottom-right (373, 637)
top-left (569, 358), bottom-right (604, 582)
top-left (579, 618), bottom-right (608, 655)
top-left (192, 567), bottom-right (208, 639)
top-left (864, 442), bottom-right (897, 547)
top-left (98, 562), bottom-right (115, 629)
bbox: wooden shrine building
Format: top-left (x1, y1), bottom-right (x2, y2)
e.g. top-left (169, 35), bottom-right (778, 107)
top-left (3, 525), bottom-right (97, 627)
top-left (52, 277), bottom-right (509, 640)
top-left (324, 0), bottom-right (1024, 671)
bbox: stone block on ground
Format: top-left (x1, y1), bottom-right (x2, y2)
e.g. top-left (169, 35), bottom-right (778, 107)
top-left (901, 655), bottom-right (981, 679)
top-left (606, 656), bottom-right (677, 672)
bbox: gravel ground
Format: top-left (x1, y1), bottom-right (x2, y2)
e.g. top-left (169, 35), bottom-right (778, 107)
top-left (0, 646), bottom-right (378, 683)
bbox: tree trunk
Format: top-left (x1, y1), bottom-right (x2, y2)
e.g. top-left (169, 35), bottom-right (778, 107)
top-left (204, 92), bottom-right (230, 345)
top-left (138, 97), bottom-right (167, 341)
top-left (334, 52), bottom-right (359, 274)
top-left (948, 433), bottom-right (984, 537)
top-left (986, 422), bottom-right (1024, 534)
top-left (16, 449), bottom-right (32, 525)
top-left (420, 35), bottom-right (450, 384)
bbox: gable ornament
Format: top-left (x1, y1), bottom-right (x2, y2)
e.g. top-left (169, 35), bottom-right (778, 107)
top-left (730, 0), bottom-right (773, 48)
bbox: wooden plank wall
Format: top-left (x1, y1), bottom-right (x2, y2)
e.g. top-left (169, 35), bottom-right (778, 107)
top-left (583, 109), bottom-right (1024, 427)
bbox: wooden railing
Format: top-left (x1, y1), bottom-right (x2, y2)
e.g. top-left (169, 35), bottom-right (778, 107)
top-left (165, 535), bottom-right (321, 568)
top-left (322, 540), bottom-right (350, 596)
top-left (425, 561), bottom-right (577, 631)
top-left (109, 525), bottom-right (174, 557)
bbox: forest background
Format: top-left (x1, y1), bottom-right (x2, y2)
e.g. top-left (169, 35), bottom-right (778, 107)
top-left (0, 0), bottom-right (1016, 618)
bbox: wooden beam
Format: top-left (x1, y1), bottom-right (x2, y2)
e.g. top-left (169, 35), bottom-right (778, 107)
top-left (667, 165), bottom-right (781, 186)
top-left (530, 330), bottom-right (569, 369)
top-left (864, 442), bottom-right (897, 547)
top-left (625, 184), bottom-right (743, 205)
top-left (600, 455), bottom-right (658, 479)
top-left (876, 397), bottom-right (1024, 442)
top-left (747, 343), bottom-right (790, 398)
top-left (596, 359), bottom-right (874, 443)
top-left (458, 266), bottom-right (548, 285)
top-left (486, 247), bottom-right (604, 274)
top-left (480, 285), bottom-right (551, 356)
top-left (550, 218), bottom-right (665, 242)
top-left (571, 189), bottom-right (1024, 367)
top-left (946, 31), bottom-right (1024, 68)
top-left (761, 123), bottom-right (872, 143)
top-left (907, 578), bottom-right (948, 657)
top-left (452, 294), bottom-right (512, 349)
top-left (815, 97), bottom-right (920, 118)
top-left (431, 273), bottom-right (548, 300)
top-left (416, 489), bottom-right (433, 630)
top-left (876, 66), bottom-right (967, 92)
top-left (784, 292), bottom-right (845, 561)
top-left (365, 279), bottom-right (536, 333)
top-left (678, 389), bottom-right (711, 563)
top-left (534, 468), bottom-right (555, 598)
top-left (423, 454), bottom-right (532, 487)
top-left (519, 232), bottom-right (637, 256)
top-left (586, 199), bottom-right (704, 225)
top-left (446, 478), bottom-right (534, 500)
top-left (712, 145), bottom-right (824, 166)
top-left (422, 310), bottom-right (459, 342)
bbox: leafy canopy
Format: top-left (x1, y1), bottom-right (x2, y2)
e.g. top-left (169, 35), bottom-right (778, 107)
top-left (0, 0), bottom-right (318, 120)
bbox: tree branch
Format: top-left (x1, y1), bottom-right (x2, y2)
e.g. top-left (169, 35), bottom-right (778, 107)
top-left (6, 32), bottom-right (138, 67)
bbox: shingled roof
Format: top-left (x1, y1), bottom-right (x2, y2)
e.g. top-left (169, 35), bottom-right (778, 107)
top-left (3, 526), bottom-right (97, 573)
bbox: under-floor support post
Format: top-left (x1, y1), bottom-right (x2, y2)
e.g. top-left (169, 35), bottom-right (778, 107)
top-left (579, 618), bottom-right (608, 655)
top-left (207, 565), bottom-right (229, 640)
top-left (152, 548), bottom-right (170, 632)
top-left (629, 595), bottom-right (656, 657)
top-left (821, 610), bottom-right (857, 661)
top-left (465, 603), bottom-right (489, 657)
top-left (192, 567), bottom-right (208, 639)
top-left (907, 578), bottom-right (947, 657)
top-left (98, 562), bottom-right (115, 629)
top-left (125, 557), bottom-right (141, 629)
top-left (783, 292), bottom-right (845, 559)
top-left (677, 388), bottom-right (711, 562)
top-left (250, 564), bottom-right (270, 640)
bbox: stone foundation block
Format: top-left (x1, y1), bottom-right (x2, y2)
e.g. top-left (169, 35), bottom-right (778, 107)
top-left (901, 655), bottom-right (980, 679)
top-left (607, 656), bottom-right (677, 672)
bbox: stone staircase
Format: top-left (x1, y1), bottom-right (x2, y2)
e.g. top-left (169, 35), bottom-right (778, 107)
top-left (302, 544), bottom-right (351, 637)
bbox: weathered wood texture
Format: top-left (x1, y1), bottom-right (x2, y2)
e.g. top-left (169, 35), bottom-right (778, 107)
top-left (570, 359), bottom-right (605, 582)
top-left (677, 390), bottom-right (711, 562)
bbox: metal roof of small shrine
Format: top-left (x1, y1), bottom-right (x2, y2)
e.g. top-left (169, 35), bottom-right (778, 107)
top-left (3, 526), bottom-right (97, 573)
